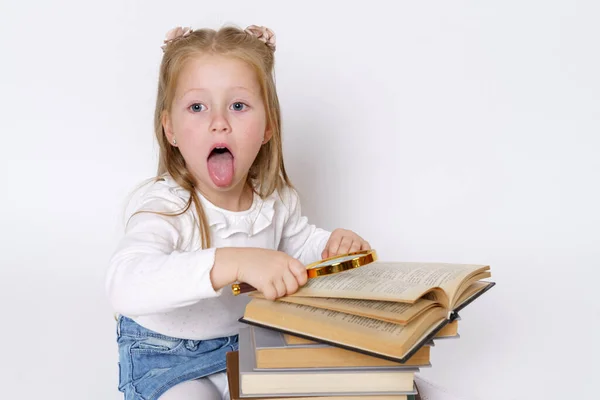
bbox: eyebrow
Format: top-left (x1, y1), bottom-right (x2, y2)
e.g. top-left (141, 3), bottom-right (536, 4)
top-left (180, 86), bottom-right (256, 98)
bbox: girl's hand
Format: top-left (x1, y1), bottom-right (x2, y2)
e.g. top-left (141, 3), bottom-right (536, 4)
top-left (321, 228), bottom-right (371, 259)
top-left (212, 247), bottom-right (307, 300)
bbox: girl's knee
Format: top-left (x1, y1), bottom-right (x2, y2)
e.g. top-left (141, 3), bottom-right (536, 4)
top-left (158, 378), bottom-right (222, 400)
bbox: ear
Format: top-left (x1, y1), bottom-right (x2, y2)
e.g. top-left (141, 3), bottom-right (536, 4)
top-left (262, 126), bottom-right (273, 144)
top-left (162, 111), bottom-right (176, 146)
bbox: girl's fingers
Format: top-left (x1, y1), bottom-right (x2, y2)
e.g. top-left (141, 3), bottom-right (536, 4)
top-left (289, 259), bottom-right (307, 285)
top-left (349, 239), bottom-right (362, 253)
top-left (326, 238), bottom-right (342, 258)
top-left (322, 231), bottom-right (371, 259)
top-left (337, 236), bottom-right (353, 255)
top-left (262, 283), bottom-right (278, 301)
top-left (274, 278), bottom-right (287, 299)
top-left (283, 269), bottom-right (300, 295)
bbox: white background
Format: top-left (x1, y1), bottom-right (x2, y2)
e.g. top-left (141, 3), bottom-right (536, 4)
top-left (1, 1), bottom-right (598, 399)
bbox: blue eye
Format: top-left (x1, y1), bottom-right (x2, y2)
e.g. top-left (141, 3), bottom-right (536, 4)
top-left (231, 102), bottom-right (248, 111)
top-left (189, 103), bottom-right (206, 112)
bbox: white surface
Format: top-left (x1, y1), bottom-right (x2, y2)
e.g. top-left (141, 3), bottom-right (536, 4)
top-left (0, 1), bottom-right (598, 399)
top-left (416, 375), bottom-right (471, 400)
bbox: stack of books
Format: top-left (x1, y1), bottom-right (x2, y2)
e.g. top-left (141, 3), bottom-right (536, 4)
top-left (226, 261), bottom-right (494, 399)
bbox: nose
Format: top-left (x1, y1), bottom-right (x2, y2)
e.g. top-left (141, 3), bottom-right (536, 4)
top-left (209, 110), bottom-right (232, 134)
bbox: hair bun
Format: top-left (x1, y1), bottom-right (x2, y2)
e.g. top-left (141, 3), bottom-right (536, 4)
top-left (161, 26), bottom-right (193, 52)
top-left (244, 25), bottom-right (276, 51)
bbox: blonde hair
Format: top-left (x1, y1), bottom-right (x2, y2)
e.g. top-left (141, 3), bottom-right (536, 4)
top-left (151, 26), bottom-right (291, 249)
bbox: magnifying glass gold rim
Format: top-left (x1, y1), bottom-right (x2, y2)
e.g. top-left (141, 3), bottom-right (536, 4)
top-left (231, 249), bottom-right (377, 295)
top-left (305, 249), bottom-right (377, 278)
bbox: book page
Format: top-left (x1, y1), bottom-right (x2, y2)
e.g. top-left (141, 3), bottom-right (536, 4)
top-left (435, 320), bottom-right (458, 338)
top-left (283, 334), bottom-right (316, 345)
top-left (271, 296), bottom-right (439, 325)
top-left (450, 272), bottom-right (491, 306)
top-left (404, 263), bottom-right (488, 302)
top-left (291, 262), bottom-right (488, 306)
top-left (244, 298), bottom-right (447, 360)
top-left (454, 281), bottom-right (491, 309)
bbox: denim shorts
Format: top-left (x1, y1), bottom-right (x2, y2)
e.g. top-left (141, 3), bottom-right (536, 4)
top-left (115, 315), bottom-right (239, 400)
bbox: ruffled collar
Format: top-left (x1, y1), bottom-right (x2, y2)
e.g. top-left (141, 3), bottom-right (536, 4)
top-left (162, 175), bottom-right (276, 239)
top-left (198, 191), bottom-right (276, 239)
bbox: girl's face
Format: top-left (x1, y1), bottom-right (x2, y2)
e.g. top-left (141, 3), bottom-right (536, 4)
top-left (163, 54), bottom-right (271, 200)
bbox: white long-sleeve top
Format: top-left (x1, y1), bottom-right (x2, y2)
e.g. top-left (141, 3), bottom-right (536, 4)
top-left (106, 175), bottom-right (331, 340)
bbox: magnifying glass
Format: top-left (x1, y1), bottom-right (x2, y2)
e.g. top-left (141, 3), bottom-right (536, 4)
top-left (231, 249), bottom-right (377, 295)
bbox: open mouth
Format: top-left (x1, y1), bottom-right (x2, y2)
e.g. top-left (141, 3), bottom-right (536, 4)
top-left (207, 145), bottom-right (234, 187)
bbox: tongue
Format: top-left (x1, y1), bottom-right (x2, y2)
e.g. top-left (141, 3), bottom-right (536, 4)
top-left (207, 152), bottom-right (234, 187)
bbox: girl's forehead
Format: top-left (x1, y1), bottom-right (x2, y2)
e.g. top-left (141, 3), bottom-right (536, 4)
top-left (177, 54), bottom-right (259, 92)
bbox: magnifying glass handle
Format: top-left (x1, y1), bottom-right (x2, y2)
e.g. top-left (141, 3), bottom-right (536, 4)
top-left (232, 282), bottom-right (255, 296)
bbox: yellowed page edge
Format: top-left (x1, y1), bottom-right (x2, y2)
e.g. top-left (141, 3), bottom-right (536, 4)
top-left (269, 296), bottom-right (438, 325)
top-left (244, 298), bottom-right (447, 360)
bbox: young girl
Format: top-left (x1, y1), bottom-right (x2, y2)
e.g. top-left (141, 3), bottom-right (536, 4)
top-left (106, 24), bottom-right (370, 400)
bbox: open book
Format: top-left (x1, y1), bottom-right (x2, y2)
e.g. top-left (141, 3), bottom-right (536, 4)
top-left (240, 262), bottom-right (494, 363)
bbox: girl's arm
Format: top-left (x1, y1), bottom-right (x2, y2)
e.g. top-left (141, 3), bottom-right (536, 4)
top-left (278, 187), bottom-right (371, 263)
top-left (105, 194), bottom-right (223, 317)
top-left (277, 187), bottom-right (331, 265)
top-left (106, 186), bottom-right (309, 316)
